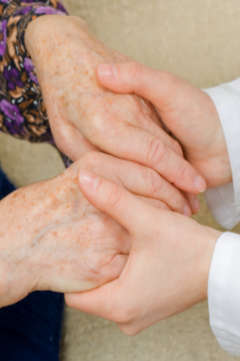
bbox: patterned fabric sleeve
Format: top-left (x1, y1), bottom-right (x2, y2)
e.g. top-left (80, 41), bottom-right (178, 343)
top-left (0, 0), bottom-right (67, 142)
top-left (0, 0), bottom-right (71, 166)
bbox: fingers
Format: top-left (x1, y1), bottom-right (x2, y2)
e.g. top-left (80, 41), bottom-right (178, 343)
top-left (93, 125), bottom-right (205, 194)
top-left (97, 62), bottom-right (174, 110)
top-left (129, 102), bottom-right (183, 157)
top-left (117, 162), bottom-right (192, 215)
top-left (137, 196), bottom-right (169, 210)
top-left (80, 152), bottom-right (191, 215)
top-left (47, 93), bottom-right (97, 161)
top-left (139, 118), bottom-right (183, 157)
top-left (133, 128), bottom-right (206, 194)
top-left (52, 121), bottom-right (96, 161)
top-left (78, 169), bottom-right (152, 232)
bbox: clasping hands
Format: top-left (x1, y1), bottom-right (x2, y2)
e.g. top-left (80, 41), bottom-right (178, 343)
top-left (66, 170), bottom-right (220, 335)
top-left (1, 151), bottom-right (180, 308)
top-left (65, 62), bottom-right (232, 335)
top-left (97, 62), bottom-right (231, 188)
top-left (25, 15), bottom-right (206, 216)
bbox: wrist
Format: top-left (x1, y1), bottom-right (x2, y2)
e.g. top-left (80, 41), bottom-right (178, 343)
top-left (0, 176), bottom-right (67, 306)
top-left (198, 226), bottom-right (221, 301)
top-left (25, 15), bottom-right (89, 64)
top-left (0, 188), bottom-right (39, 306)
top-left (24, 15), bottom-right (95, 96)
top-left (25, 14), bottom-right (120, 81)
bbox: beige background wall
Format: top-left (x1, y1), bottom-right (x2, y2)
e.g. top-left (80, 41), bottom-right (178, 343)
top-left (1, 0), bottom-right (240, 360)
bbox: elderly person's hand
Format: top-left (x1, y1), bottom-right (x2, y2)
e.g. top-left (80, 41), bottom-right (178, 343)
top-left (65, 170), bottom-right (221, 336)
top-left (0, 151), bottom-right (172, 308)
top-left (24, 15), bottom-right (206, 207)
top-left (96, 62), bottom-right (231, 189)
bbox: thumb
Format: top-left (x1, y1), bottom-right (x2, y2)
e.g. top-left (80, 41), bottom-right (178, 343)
top-left (65, 278), bottom-right (121, 320)
top-left (78, 169), bottom-right (152, 232)
top-left (97, 62), bottom-right (174, 108)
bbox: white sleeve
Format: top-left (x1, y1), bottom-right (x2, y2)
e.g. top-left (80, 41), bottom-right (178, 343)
top-left (208, 232), bottom-right (240, 356)
top-left (204, 79), bottom-right (240, 229)
top-left (205, 79), bottom-right (240, 355)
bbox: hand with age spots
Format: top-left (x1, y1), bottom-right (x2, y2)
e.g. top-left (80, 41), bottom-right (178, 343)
top-left (0, 151), bottom-right (177, 308)
top-left (24, 15), bottom-right (206, 215)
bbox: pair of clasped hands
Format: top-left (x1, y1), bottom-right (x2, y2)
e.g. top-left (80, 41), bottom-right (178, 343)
top-left (3, 15), bottom-right (230, 334)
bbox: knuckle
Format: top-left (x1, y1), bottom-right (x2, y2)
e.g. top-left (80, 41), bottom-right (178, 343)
top-left (91, 113), bottom-right (107, 132)
top-left (143, 167), bottom-right (162, 197)
top-left (88, 113), bottom-right (121, 147)
top-left (146, 137), bottom-right (166, 166)
top-left (80, 151), bottom-right (102, 169)
top-left (176, 161), bottom-right (189, 181)
top-left (104, 182), bottom-right (123, 209)
top-left (86, 113), bottom-right (110, 144)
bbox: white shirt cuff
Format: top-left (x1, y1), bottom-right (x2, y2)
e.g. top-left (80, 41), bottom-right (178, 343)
top-left (205, 183), bottom-right (238, 229)
top-left (204, 80), bottom-right (240, 229)
top-left (208, 232), bottom-right (240, 356)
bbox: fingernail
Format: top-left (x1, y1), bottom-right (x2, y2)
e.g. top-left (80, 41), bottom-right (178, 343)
top-left (194, 176), bottom-right (206, 193)
top-left (184, 205), bottom-right (192, 217)
top-left (79, 170), bottom-right (97, 190)
top-left (98, 64), bottom-right (115, 78)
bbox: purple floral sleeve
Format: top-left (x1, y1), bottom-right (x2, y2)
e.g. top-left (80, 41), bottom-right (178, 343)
top-left (0, 0), bottom-right (71, 167)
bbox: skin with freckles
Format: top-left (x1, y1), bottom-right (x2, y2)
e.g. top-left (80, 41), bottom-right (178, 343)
top-left (0, 155), bottom-right (124, 308)
top-left (0, 151), bottom-right (182, 309)
top-left (24, 15), bottom-right (206, 215)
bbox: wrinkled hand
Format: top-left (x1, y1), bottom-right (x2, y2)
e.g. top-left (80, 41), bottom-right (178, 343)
top-left (66, 170), bottom-right (220, 335)
top-left (0, 152), bottom-right (173, 308)
top-left (25, 15), bottom-right (206, 203)
top-left (97, 62), bottom-right (231, 188)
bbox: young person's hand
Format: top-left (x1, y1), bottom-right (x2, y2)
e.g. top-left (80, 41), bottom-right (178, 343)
top-left (97, 62), bottom-right (231, 188)
top-left (25, 15), bottom-right (206, 199)
top-left (66, 170), bottom-right (221, 335)
top-left (0, 151), bottom-right (180, 308)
